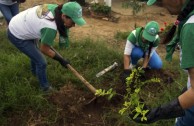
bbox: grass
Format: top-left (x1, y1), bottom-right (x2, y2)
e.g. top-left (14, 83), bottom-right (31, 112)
top-left (0, 27), bottom-right (187, 126)
top-left (114, 30), bottom-right (131, 41)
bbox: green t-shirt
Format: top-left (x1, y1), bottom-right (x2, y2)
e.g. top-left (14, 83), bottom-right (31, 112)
top-left (37, 4), bottom-right (58, 46)
top-left (180, 20), bottom-right (194, 69)
top-left (40, 28), bottom-right (57, 46)
top-left (127, 27), bottom-right (160, 52)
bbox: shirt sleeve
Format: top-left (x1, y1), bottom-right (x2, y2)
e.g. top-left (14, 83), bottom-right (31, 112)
top-left (127, 30), bottom-right (136, 45)
top-left (124, 40), bottom-right (135, 55)
top-left (40, 28), bottom-right (57, 46)
top-left (180, 24), bottom-right (194, 69)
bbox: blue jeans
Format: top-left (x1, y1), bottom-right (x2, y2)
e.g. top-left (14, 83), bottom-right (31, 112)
top-left (7, 29), bottom-right (50, 90)
top-left (175, 79), bottom-right (194, 126)
top-left (175, 106), bottom-right (194, 126)
top-left (131, 46), bottom-right (162, 69)
top-left (0, 3), bottom-right (19, 24)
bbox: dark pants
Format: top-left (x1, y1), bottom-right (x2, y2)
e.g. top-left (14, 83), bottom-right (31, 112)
top-left (7, 29), bottom-right (50, 90)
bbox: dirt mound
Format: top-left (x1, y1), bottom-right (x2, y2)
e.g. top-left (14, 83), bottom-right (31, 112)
top-left (49, 84), bottom-right (110, 126)
top-left (46, 69), bottom-right (177, 126)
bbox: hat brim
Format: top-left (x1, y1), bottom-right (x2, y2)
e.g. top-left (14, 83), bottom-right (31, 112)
top-left (72, 17), bottom-right (86, 26)
top-left (142, 30), bottom-right (155, 42)
top-left (147, 0), bottom-right (157, 6)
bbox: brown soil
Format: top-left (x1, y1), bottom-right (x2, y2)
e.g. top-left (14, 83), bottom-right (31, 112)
top-left (2, 0), bottom-right (180, 126)
top-left (19, 0), bottom-right (176, 42)
top-left (70, 0), bottom-right (176, 41)
top-left (30, 69), bottom-right (177, 126)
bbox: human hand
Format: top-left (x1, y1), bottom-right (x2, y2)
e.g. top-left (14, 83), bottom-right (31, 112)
top-left (141, 67), bottom-right (151, 72)
top-left (53, 53), bottom-right (70, 68)
top-left (122, 69), bottom-right (131, 84)
top-left (121, 69), bottom-right (131, 85)
top-left (60, 58), bottom-right (70, 68)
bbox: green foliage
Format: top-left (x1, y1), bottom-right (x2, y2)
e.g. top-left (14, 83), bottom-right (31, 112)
top-left (90, 3), bottom-right (111, 15)
top-left (119, 67), bottom-right (160, 122)
top-left (95, 88), bottom-right (116, 100)
top-left (95, 67), bottom-right (160, 122)
top-left (122, 0), bottom-right (146, 15)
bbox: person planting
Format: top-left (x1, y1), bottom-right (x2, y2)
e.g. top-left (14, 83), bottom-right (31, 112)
top-left (7, 2), bottom-right (86, 92)
top-left (122, 21), bottom-right (162, 84)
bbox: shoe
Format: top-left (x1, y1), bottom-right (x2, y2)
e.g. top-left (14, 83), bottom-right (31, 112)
top-left (43, 86), bottom-right (57, 94)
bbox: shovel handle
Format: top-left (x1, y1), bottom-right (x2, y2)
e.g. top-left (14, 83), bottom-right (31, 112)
top-left (50, 47), bottom-right (97, 94)
top-left (67, 64), bottom-right (97, 94)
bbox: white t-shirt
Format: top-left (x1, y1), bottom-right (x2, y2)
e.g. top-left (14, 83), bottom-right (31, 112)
top-left (9, 5), bottom-right (57, 40)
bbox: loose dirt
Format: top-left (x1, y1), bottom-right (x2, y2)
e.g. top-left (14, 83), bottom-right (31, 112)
top-left (45, 69), bottom-right (177, 126)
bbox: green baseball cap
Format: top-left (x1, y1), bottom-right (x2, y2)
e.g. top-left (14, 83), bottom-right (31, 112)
top-left (147, 0), bottom-right (157, 6)
top-left (142, 21), bottom-right (159, 42)
top-left (61, 2), bottom-right (86, 26)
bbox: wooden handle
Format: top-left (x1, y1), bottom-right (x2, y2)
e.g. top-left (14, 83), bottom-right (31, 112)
top-left (50, 47), bottom-right (97, 94)
top-left (67, 64), bottom-right (97, 94)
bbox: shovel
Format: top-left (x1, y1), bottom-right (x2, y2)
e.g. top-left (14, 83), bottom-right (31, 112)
top-left (50, 47), bottom-right (98, 103)
top-left (67, 64), bottom-right (99, 104)
top-left (66, 64), bottom-right (96, 94)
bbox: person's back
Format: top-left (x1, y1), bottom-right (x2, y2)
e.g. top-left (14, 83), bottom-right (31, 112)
top-left (9, 5), bottom-right (57, 40)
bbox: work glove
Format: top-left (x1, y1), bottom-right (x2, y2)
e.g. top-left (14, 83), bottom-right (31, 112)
top-left (121, 69), bottom-right (132, 85)
top-left (137, 67), bottom-right (150, 79)
top-left (53, 53), bottom-right (70, 68)
top-left (130, 98), bottom-right (185, 124)
top-left (141, 67), bottom-right (150, 72)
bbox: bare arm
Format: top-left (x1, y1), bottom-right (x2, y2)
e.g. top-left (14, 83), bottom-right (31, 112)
top-left (40, 44), bottom-right (55, 58)
top-left (142, 54), bottom-right (149, 68)
top-left (179, 67), bottom-right (194, 109)
top-left (142, 47), bottom-right (157, 68)
top-left (124, 40), bottom-right (134, 70)
top-left (39, 43), bottom-right (69, 67)
top-left (124, 55), bottom-right (131, 70)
